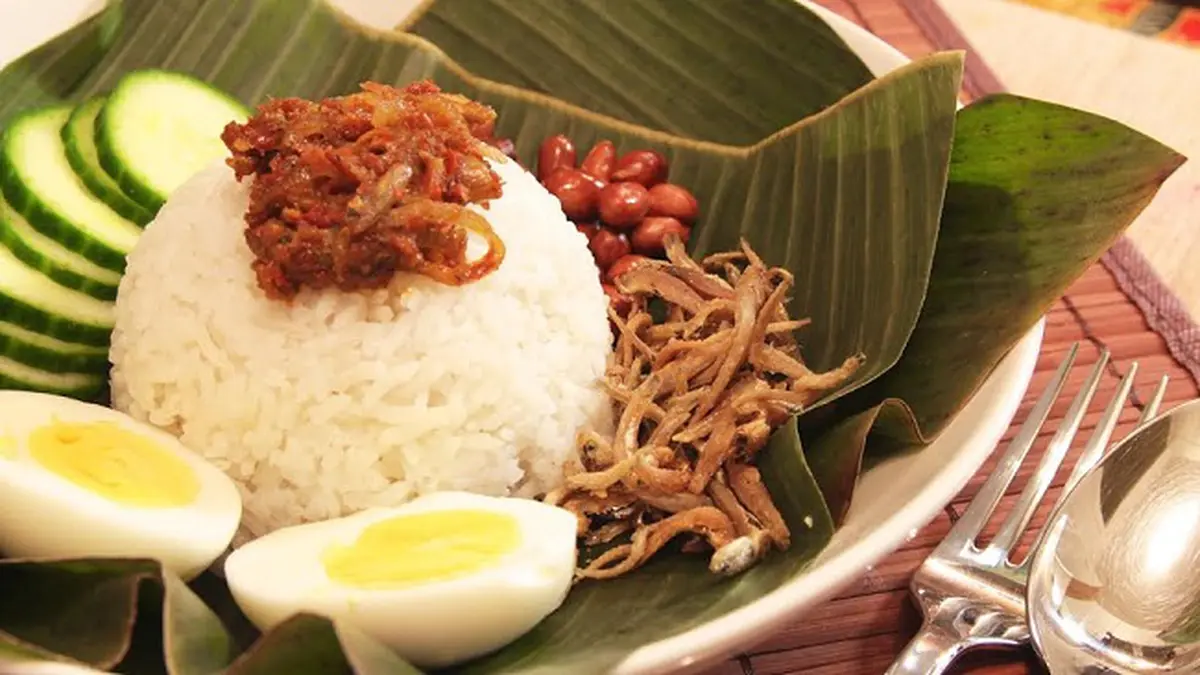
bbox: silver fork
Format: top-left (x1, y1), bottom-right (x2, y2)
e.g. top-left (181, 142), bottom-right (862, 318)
top-left (885, 342), bottom-right (1170, 675)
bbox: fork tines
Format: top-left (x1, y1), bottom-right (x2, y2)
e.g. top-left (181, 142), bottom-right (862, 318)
top-left (939, 343), bottom-right (1167, 568)
top-left (885, 343), bottom-right (1169, 675)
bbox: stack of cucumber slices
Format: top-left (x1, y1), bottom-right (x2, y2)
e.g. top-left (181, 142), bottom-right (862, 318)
top-left (0, 70), bottom-right (248, 399)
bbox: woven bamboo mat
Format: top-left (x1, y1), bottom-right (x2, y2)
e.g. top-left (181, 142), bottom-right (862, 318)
top-left (695, 1), bottom-right (1200, 673)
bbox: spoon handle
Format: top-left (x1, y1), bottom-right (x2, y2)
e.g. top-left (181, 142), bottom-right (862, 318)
top-left (885, 620), bottom-right (970, 675)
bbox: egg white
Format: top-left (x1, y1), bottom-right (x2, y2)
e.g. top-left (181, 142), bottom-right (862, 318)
top-left (0, 391), bottom-right (243, 580)
top-left (223, 491), bottom-right (578, 668)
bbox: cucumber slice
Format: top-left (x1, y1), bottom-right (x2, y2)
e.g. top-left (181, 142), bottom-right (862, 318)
top-left (0, 106), bottom-right (141, 272)
top-left (62, 97), bottom-right (155, 226)
top-left (0, 320), bottom-right (109, 373)
top-left (0, 194), bottom-right (121, 302)
top-left (0, 238), bottom-right (113, 346)
top-left (0, 354), bottom-right (104, 398)
top-left (96, 69), bottom-right (249, 211)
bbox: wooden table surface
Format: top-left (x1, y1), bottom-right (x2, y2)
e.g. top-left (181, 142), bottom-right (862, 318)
top-left (696, 1), bottom-right (1200, 672)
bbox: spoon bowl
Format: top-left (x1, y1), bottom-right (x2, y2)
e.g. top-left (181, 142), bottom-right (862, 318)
top-left (1028, 398), bottom-right (1200, 674)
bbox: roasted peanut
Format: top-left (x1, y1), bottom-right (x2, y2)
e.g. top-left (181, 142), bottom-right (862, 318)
top-left (575, 222), bottom-right (600, 242)
top-left (589, 228), bottom-right (632, 271)
top-left (605, 254), bottom-right (651, 284)
top-left (538, 135), bottom-right (577, 182)
top-left (647, 183), bottom-right (699, 223)
top-left (580, 141), bottom-right (617, 182)
top-left (631, 217), bottom-right (690, 256)
top-left (602, 283), bottom-right (633, 317)
top-left (611, 150), bottom-right (667, 186)
top-left (581, 170), bottom-right (607, 192)
top-left (544, 168), bottom-right (599, 221)
top-left (598, 182), bottom-right (650, 229)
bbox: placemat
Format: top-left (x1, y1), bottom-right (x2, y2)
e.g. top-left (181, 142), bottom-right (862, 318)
top-left (697, 1), bottom-right (1200, 673)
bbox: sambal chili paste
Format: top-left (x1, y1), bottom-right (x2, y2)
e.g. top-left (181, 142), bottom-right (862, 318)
top-left (221, 81), bottom-right (506, 301)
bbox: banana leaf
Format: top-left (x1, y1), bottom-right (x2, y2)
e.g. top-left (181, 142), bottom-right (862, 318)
top-left (0, 559), bottom-right (233, 673)
top-left (400, 0), bottom-right (876, 143)
top-left (803, 93), bottom-right (1186, 523)
top-left (0, 0), bottom-right (1183, 673)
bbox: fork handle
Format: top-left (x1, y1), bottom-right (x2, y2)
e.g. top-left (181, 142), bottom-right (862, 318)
top-left (884, 620), bottom-right (970, 675)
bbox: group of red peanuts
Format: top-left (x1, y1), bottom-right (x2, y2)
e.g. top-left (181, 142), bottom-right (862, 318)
top-left (535, 135), bottom-right (699, 314)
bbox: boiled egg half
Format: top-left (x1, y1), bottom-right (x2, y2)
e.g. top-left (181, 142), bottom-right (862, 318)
top-left (223, 491), bottom-right (578, 668)
top-left (0, 391), bottom-right (242, 579)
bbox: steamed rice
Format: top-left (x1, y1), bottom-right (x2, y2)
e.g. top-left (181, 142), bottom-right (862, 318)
top-left (109, 156), bottom-right (613, 541)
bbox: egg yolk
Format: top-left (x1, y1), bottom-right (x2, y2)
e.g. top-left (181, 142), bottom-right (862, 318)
top-left (322, 509), bottom-right (521, 588)
top-left (29, 420), bottom-right (200, 508)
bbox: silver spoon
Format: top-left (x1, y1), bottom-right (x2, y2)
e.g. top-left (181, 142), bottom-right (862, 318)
top-left (1028, 395), bottom-right (1200, 674)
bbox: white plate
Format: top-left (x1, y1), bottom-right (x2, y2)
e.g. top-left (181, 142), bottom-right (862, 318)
top-left (0, 1), bottom-right (1044, 672)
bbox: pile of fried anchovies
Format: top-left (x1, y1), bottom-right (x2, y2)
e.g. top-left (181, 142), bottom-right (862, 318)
top-left (545, 236), bottom-right (864, 580)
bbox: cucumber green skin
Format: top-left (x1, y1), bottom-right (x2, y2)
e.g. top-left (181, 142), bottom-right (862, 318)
top-left (0, 290), bottom-right (112, 347)
top-left (0, 213), bottom-right (119, 302)
top-left (0, 332), bottom-right (109, 373)
top-left (0, 109), bottom-right (129, 273)
top-left (62, 98), bottom-right (156, 227)
top-left (96, 69), bottom-right (251, 212)
top-left (0, 371), bottom-right (104, 399)
top-left (95, 111), bottom-right (167, 212)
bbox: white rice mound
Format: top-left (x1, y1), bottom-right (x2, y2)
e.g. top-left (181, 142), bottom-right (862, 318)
top-left (109, 157), bottom-right (613, 541)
